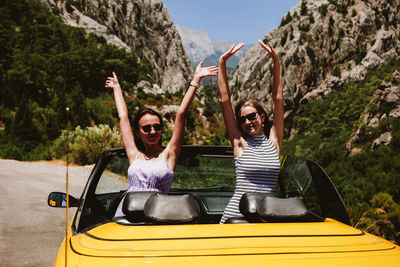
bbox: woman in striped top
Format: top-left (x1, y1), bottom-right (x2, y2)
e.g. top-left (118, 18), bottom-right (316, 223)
top-left (218, 41), bottom-right (284, 223)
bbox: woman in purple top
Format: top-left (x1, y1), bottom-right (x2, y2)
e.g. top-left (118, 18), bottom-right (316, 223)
top-left (105, 63), bottom-right (218, 217)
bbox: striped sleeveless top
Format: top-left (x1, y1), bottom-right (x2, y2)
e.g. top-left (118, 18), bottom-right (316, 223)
top-left (220, 135), bottom-right (281, 223)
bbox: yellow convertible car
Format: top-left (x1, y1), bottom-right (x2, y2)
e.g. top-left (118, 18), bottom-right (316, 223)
top-left (48, 146), bottom-right (400, 266)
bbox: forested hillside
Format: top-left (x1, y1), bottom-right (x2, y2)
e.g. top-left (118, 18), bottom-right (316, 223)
top-left (0, 0), bottom-right (149, 159)
top-left (281, 59), bottom-right (400, 242)
top-left (0, 0), bottom-right (226, 161)
top-left (40, 0), bottom-right (192, 92)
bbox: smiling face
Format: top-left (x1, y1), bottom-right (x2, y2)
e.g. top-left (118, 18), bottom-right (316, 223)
top-left (136, 113), bottom-right (162, 145)
top-left (238, 105), bottom-right (265, 136)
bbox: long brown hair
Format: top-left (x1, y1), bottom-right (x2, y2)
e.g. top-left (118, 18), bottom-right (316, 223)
top-left (234, 100), bottom-right (272, 137)
top-left (132, 108), bottom-right (163, 152)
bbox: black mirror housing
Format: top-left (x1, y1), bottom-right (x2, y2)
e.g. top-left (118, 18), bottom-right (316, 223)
top-left (48, 192), bottom-right (79, 208)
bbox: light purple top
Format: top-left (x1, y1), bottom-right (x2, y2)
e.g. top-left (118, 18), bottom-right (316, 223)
top-left (114, 153), bottom-right (174, 217)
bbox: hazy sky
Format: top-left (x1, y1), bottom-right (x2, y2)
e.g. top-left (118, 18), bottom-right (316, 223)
top-left (162, 0), bottom-right (300, 44)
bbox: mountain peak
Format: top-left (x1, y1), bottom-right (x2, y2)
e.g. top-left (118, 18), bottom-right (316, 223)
top-left (175, 25), bottom-right (254, 68)
top-left (175, 25), bottom-right (215, 63)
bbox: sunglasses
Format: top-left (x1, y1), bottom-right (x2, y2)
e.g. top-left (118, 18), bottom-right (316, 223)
top-left (238, 112), bottom-right (258, 124)
top-left (141, 123), bottom-right (162, 133)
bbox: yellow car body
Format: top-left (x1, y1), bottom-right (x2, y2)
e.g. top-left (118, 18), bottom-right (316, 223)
top-left (53, 219), bottom-right (400, 266)
top-left (48, 147), bottom-right (400, 266)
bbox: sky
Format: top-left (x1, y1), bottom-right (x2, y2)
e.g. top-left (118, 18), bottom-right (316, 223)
top-left (162, 0), bottom-right (300, 44)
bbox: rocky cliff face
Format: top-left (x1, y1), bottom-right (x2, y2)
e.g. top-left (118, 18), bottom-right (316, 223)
top-left (40, 0), bottom-right (192, 92)
top-left (346, 70), bottom-right (400, 155)
top-left (231, 0), bottom-right (400, 115)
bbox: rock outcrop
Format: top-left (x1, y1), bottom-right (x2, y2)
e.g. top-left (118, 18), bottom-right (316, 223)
top-left (231, 0), bottom-right (400, 115)
top-left (346, 70), bottom-right (400, 155)
top-left (40, 0), bottom-right (192, 92)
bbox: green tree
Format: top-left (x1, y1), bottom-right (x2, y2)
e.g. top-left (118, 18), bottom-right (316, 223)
top-left (355, 193), bottom-right (400, 242)
top-left (0, 0), bottom-right (150, 159)
top-left (301, 0), bottom-right (308, 16)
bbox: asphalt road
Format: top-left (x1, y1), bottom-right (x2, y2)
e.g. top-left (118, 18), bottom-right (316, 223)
top-left (0, 159), bottom-right (93, 267)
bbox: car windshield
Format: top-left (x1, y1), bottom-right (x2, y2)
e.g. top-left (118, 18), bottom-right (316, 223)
top-left (75, 146), bottom-right (348, 232)
top-left (95, 148), bottom-right (236, 195)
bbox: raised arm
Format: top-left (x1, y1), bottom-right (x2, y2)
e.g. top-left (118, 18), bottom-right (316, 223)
top-left (218, 43), bottom-right (245, 148)
top-left (258, 41), bottom-right (284, 155)
top-left (105, 72), bottom-right (138, 163)
top-left (165, 62), bottom-right (218, 170)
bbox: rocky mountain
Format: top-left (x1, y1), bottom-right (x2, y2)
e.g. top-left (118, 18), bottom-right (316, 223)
top-left (231, 0), bottom-right (400, 118)
top-left (346, 70), bottom-right (400, 155)
top-left (175, 25), bottom-right (253, 68)
top-left (39, 0), bottom-right (192, 92)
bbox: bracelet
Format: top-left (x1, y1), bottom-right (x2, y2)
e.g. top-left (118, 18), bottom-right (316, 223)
top-left (190, 81), bottom-right (200, 89)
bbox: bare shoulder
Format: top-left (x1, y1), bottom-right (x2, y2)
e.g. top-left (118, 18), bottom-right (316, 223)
top-left (126, 148), bottom-right (140, 164)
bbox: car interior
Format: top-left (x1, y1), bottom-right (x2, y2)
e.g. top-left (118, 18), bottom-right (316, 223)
top-left (61, 146), bottom-right (349, 233)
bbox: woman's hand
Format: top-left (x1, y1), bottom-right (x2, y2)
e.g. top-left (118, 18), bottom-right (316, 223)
top-left (220, 43), bottom-right (244, 63)
top-left (105, 72), bottom-right (120, 89)
top-left (193, 61), bottom-right (219, 82)
top-left (258, 40), bottom-right (278, 61)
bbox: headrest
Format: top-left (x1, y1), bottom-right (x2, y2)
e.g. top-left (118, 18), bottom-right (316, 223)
top-left (122, 191), bottom-right (157, 222)
top-left (239, 192), bottom-right (276, 222)
top-left (144, 194), bottom-right (200, 224)
top-left (257, 196), bottom-right (324, 222)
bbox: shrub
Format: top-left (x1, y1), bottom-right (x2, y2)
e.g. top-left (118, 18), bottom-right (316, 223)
top-left (51, 124), bottom-right (122, 165)
top-left (280, 12), bottom-right (292, 27)
top-left (339, 28), bottom-right (345, 38)
top-left (337, 3), bottom-right (348, 15)
top-left (333, 66), bottom-right (341, 78)
top-left (355, 43), bottom-right (368, 64)
top-left (355, 192), bottom-right (400, 242)
top-left (0, 142), bottom-right (23, 160)
top-left (299, 23), bottom-right (310, 32)
top-left (280, 30), bottom-right (288, 46)
top-left (328, 16), bottom-right (335, 36)
top-left (309, 13), bottom-right (315, 24)
top-left (319, 4), bottom-right (328, 17)
top-left (301, 0), bottom-right (308, 16)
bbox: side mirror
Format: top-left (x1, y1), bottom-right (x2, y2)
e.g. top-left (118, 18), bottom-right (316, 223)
top-left (48, 192), bottom-right (79, 208)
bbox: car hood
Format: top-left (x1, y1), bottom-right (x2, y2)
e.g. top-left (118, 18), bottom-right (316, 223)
top-left (70, 219), bottom-right (399, 261)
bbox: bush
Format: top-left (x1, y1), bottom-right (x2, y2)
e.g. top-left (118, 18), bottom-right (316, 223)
top-left (280, 30), bottom-right (288, 46)
top-left (328, 16), bottom-right (335, 36)
top-left (355, 43), bottom-right (368, 64)
top-left (333, 66), bottom-right (341, 78)
top-left (355, 192), bottom-right (400, 242)
top-left (51, 124), bottom-right (122, 165)
top-left (301, 0), bottom-right (308, 15)
top-left (280, 12), bottom-right (292, 27)
top-left (0, 142), bottom-right (23, 160)
top-left (319, 4), bottom-right (328, 17)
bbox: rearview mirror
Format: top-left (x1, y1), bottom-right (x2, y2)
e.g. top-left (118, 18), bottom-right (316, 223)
top-left (48, 192), bottom-right (79, 208)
